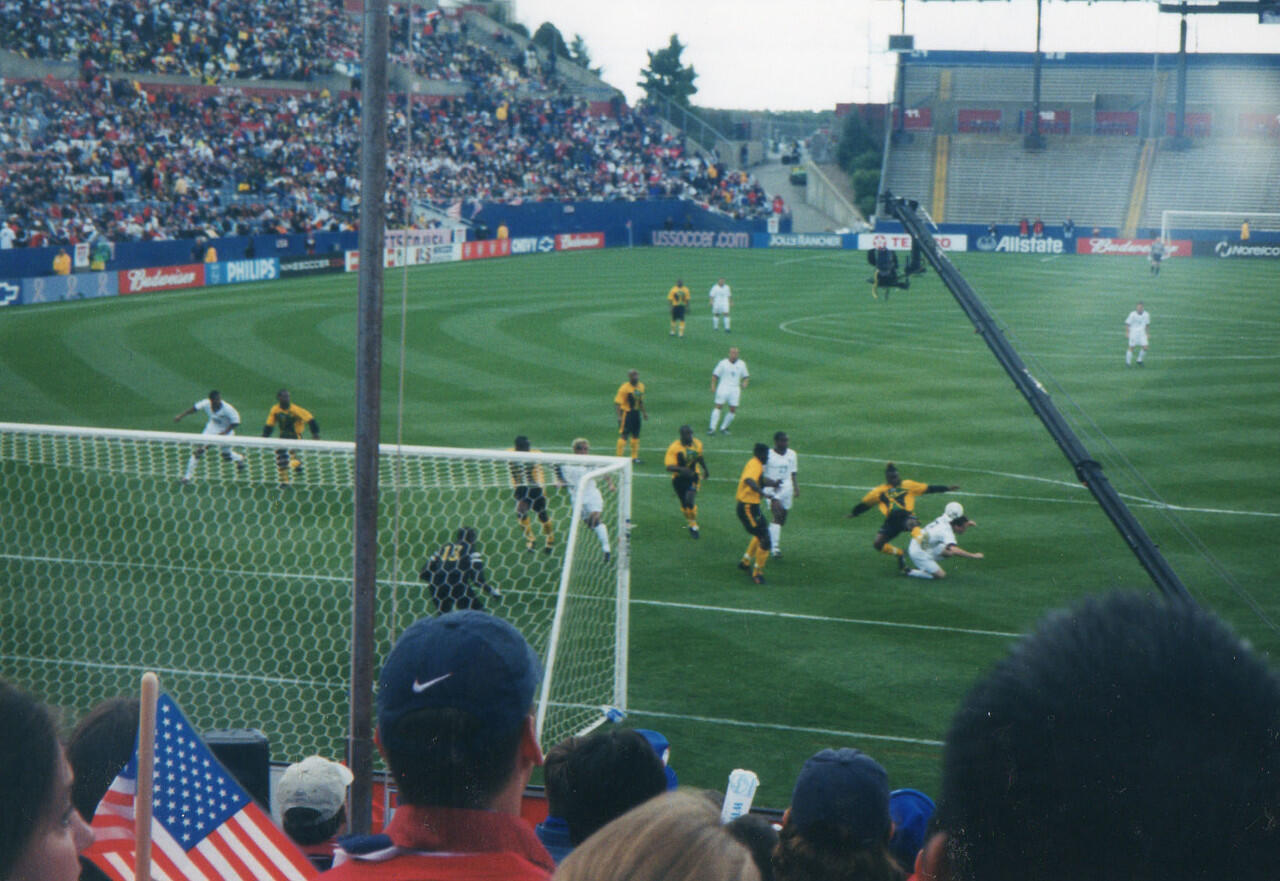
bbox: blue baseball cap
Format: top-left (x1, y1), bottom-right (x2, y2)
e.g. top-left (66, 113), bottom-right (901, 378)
top-left (789, 748), bottom-right (891, 845)
top-left (377, 612), bottom-right (541, 752)
top-left (634, 728), bottom-right (679, 790)
top-left (889, 788), bottom-right (936, 871)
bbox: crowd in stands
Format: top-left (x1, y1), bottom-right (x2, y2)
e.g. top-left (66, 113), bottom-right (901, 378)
top-left (0, 0), bottom-right (357, 82)
top-left (0, 71), bottom-right (776, 249)
top-left (5, 591), bottom-right (1278, 881)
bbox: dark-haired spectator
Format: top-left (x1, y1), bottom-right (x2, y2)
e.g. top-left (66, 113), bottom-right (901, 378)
top-left (0, 679), bottom-right (96, 881)
top-left (278, 755), bottom-right (352, 871)
top-left (727, 813), bottom-right (780, 881)
top-left (319, 610), bottom-right (553, 880)
top-left (918, 591), bottom-right (1280, 881)
top-left (772, 748), bottom-right (904, 881)
top-left (65, 696), bottom-right (139, 881)
top-left (536, 729), bottom-right (667, 863)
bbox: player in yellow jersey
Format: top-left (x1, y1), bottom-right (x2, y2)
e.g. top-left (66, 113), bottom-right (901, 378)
top-left (667, 278), bottom-right (691, 337)
top-left (261, 388), bottom-right (320, 487)
top-left (736, 443), bottom-right (781, 584)
top-left (664, 425), bottom-right (709, 539)
top-left (847, 462), bottom-right (958, 570)
top-left (613, 369), bottom-right (647, 463)
top-left (508, 435), bottom-right (555, 554)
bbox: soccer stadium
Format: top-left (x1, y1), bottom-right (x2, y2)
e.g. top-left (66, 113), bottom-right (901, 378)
top-left (2, 1), bottom-right (1279, 878)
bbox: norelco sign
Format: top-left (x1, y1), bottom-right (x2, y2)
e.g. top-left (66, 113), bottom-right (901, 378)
top-left (1215, 240), bottom-right (1280, 259)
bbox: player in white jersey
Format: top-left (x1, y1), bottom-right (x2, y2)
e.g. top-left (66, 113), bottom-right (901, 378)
top-left (762, 431), bottom-right (799, 558)
top-left (904, 502), bottom-right (984, 579)
top-left (558, 438), bottom-right (613, 561)
top-left (173, 390), bottom-right (247, 483)
top-left (1124, 301), bottom-right (1150, 366)
top-left (708, 346), bottom-right (750, 435)
top-left (708, 277), bottom-right (732, 332)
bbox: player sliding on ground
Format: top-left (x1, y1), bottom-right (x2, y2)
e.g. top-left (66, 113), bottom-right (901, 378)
top-left (847, 462), bottom-right (959, 571)
top-left (903, 502), bottom-right (984, 579)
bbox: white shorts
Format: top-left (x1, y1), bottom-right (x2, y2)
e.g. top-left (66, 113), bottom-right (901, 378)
top-left (908, 540), bottom-right (942, 576)
top-left (714, 386), bottom-right (742, 407)
top-left (1128, 331), bottom-right (1148, 347)
top-left (712, 305), bottom-right (730, 316)
top-left (202, 425), bottom-right (235, 437)
top-left (576, 489), bottom-right (604, 518)
top-left (764, 483), bottom-right (794, 510)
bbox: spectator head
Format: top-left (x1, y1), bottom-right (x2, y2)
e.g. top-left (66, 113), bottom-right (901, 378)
top-left (65, 696), bottom-right (140, 822)
top-left (543, 728), bottom-right (667, 845)
top-left (277, 756), bottom-right (352, 846)
top-left (377, 611), bottom-right (542, 810)
top-left (727, 812), bottom-right (780, 881)
top-left (634, 728), bottom-right (678, 790)
top-left (0, 680), bottom-right (95, 881)
top-left (922, 591), bottom-right (1280, 881)
top-left (887, 789), bottom-right (934, 876)
top-left (773, 748), bottom-right (900, 881)
top-left (553, 789), bottom-right (761, 881)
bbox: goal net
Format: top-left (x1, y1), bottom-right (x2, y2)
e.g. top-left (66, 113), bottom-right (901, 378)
top-left (0, 422), bottom-right (630, 758)
top-left (1161, 210), bottom-right (1280, 241)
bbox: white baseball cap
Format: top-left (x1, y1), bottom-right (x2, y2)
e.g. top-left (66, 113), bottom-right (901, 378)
top-left (277, 756), bottom-right (353, 820)
top-left (944, 502), bottom-right (965, 521)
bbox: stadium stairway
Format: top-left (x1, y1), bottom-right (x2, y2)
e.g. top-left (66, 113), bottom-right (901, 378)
top-left (753, 155), bottom-right (848, 232)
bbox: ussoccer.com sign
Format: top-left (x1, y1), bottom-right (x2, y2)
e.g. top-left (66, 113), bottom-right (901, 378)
top-left (651, 230), bottom-right (751, 248)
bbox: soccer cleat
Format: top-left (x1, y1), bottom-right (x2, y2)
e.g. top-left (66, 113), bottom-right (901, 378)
top-left (632, 458), bottom-right (644, 465)
top-left (526, 540), bottom-right (537, 553)
top-left (900, 567), bottom-right (915, 577)
top-left (236, 460), bottom-right (246, 473)
top-left (290, 458), bottom-right (302, 471)
top-left (544, 544), bottom-right (554, 555)
top-left (179, 477), bottom-right (192, 485)
top-left (896, 554), bottom-right (907, 572)
top-left (483, 584), bottom-right (502, 598)
top-left (707, 428), bottom-right (715, 435)
top-left (737, 560), bottom-right (752, 573)
top-left (751, 573), bottom-right (766, 585)
top-left (689, 526), bottom-right (700, 539)
top-left (603, 552), bottom-right (612, 564)
top-left (771, 551), bottom-right (783, 560)
top-left (720, 428), bottom-right (730, 435)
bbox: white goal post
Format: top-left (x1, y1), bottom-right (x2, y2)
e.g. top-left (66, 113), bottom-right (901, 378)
top-left (0, 422), bottom-right (630, 757)
top-left (1160, 210), bottom-right (1280, 242)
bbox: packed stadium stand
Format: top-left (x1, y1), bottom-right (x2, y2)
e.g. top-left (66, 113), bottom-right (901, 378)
top-left (883, 51), bottom-right (1280, 231)
top-left (0, 5), bottom-right (778, 250)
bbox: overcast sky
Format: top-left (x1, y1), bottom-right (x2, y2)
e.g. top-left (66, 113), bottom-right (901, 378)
top-left (510, 0), bottom-right (1278, 110)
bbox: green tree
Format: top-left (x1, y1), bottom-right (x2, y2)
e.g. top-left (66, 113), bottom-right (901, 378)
top-left (835, 110), bottom-right (880, 173)
top-left (568, 34), bottom-right (602, 76)
top-left (638, 34), bottom-right (698, 107)
top-left (531, 22), bottom-right (569, 60)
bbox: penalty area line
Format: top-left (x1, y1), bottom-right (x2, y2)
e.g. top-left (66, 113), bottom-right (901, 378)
top-left (631, 598), bottom-right (1021, 639)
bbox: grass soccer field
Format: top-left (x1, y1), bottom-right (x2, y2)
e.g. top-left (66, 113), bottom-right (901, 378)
top-left (2, 246), bottom-right (1277, 806)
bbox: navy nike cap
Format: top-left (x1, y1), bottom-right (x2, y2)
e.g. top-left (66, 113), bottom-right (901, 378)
top-left (378, 611), bottom-right (542, 752)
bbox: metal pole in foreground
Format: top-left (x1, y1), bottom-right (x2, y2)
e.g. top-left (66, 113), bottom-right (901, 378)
top-left (350, 0), bottom-right (390, 838)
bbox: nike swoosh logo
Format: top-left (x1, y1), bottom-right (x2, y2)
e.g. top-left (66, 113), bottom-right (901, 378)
top-left (412, 673), bottom-right (453, 693)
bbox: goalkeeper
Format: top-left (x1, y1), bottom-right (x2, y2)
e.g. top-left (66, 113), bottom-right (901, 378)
top-left (419, 526), bottom-right (501, 614)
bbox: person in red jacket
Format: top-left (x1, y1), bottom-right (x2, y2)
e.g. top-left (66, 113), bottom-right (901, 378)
top-left (319, 612), bottom-right (553, 880)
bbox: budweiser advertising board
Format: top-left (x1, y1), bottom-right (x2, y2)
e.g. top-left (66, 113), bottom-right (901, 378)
top-left (118, 264), bottom-right (206, 294)
top-left (1077, 238), bottom-right (1191, 257)
top-left (555, 232), bottom-right (604, 251)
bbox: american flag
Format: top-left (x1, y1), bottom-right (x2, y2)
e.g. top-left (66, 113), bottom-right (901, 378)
top-left (86, 694), bottom-right (317, 881)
